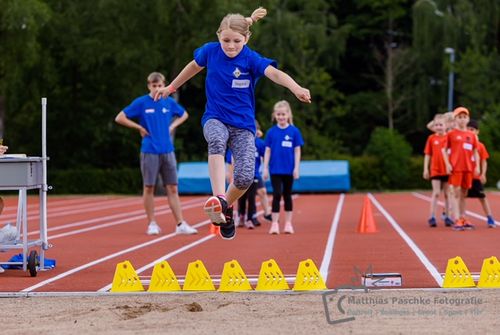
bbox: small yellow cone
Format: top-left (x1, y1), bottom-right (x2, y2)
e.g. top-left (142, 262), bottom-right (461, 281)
top-left (218, 260), bottom-right (252, 292)
top-left (110, 261), bottom-right (144, 292)
top-left (256, 259), bottom-right (290, 291)
top-left (442, 256), bottom-right (476, 288)
top-left (477, 256), bottom-right (500, 288)
top-left (292, 259), bottom-right (327, 291)
top-left (183, 260), bottom-right (215, 291)
top-left (148, 261), bottom-right (181, 292)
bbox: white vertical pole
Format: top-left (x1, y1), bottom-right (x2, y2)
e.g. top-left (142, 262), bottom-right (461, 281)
top-left (40, 98), bottom-right (48, 270)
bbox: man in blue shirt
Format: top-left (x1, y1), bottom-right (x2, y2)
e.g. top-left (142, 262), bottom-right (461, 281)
top-left (115, 72), bottom-right (197, 236)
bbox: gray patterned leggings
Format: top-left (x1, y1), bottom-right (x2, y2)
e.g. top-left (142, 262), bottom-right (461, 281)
top-left (203, 119), bottom-right (255, 190)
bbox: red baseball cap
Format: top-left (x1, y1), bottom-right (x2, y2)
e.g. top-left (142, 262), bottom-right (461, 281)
top-left (453, 107), bottom-right (469, 117)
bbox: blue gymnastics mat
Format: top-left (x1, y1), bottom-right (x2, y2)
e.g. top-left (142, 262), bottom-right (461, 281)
top-left (178, 160), bottom-right (350, 194)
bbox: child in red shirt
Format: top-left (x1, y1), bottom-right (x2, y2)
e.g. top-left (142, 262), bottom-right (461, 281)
top-left (442, 107), bottom-right (480, 230)
top-left (466, 119), bottom-right (497, 228)
top-left (423, 114), bottom-right (453, 227)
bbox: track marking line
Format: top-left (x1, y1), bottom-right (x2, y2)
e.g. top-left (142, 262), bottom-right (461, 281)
top-left (319, 193), bottom-right (345, 282)
top-left (1, 197), bottom-right (142, 221)
top-left (39, 199), bottom-right (205, 239)
top-left (368, 193), bottom-right (443, 287)
top-left (20, 219), bottom-right (213, 292)
top-left (20, 195), bottom-right (300, 292)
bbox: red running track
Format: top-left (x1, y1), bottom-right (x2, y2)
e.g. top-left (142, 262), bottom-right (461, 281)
top-left (0, 192), bottom-right (498, 292)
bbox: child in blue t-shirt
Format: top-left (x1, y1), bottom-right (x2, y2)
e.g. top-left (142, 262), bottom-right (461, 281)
top-left (263, 100), bottom-right (304, 234)
top-left (154, 7), bottom-right (311, 240)
top-left (115, 72), bottom-right (197, 237)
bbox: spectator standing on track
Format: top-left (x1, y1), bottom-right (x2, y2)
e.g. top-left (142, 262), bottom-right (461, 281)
top-left (115, 72), bottom-right (198, 236)
top-left (466, 119), bottom-right (497, 228)
top-left (441, 107), bottom-right (480, 231)
top-left (423, 114), bottom-right (454, 227)
top-left (263, 100), bottom-right (304, 235)
top-left (153, 7), bottom-right (311, 240)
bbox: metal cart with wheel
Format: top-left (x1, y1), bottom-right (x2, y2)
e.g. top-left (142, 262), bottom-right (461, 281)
top-left (0, 98), bottom-right (50, 277)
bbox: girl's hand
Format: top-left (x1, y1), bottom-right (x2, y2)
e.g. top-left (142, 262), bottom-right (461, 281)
top-left (293, 87), bottom-right (311, 103)
top-left (153, 84), bottom-right (176, 101)
top-left (480, 174), bottom-right (487, 184)
top-left (423, 170), bottom-right (429, 180)
top-left (262, 168), bottom-right (269, 181)
top-left (293, 168), bottom-right (299, 180)
top-left (153, 87), bottom-right (170, 101)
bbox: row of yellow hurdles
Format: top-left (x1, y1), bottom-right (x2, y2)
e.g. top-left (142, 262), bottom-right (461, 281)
top-left (111, 258), bottom-right (327, 292)
top-left (443, 256), bottom-right (500, 288)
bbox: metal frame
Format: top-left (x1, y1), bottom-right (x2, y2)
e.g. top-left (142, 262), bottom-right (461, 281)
top-left (0, 98), bottom-right (50, 274)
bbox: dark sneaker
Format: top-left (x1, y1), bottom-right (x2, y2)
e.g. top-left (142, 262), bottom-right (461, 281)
top-left (220, 206), bottom-right (236, 240)
top-left (444, 217), bottom-right (454, 227)
top-left (251, 218), bottom-right (261, 227)
top-left (452, 218), bottom-right (465, 231)
top-left (487, 216), bottom-right (496, 228)
top-left (263, 214), bottom-right (272, 221)
top-left (428, 217), bottom-right (437, 228)
top-left (463, 219), bottom-right (475, 230)
top-left (203, 196), bottom-right (227, 225)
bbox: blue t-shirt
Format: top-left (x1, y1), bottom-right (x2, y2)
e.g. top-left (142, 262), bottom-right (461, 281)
top-left (265, 124), bottom-right (304, 175)
top-left (255, 137), bottom-right (266, 178)
top-left (194, 42), bottom-right (277, 133)
top-left (123, 95), bottom-right (185, 154)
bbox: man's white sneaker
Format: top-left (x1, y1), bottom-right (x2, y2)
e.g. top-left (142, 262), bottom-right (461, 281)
top-left (146, 221), bottom-right (161, 235)
top-left (0, 266), bottom-right (5, 273)
top-left (176, 221), bottom-right (198, 235)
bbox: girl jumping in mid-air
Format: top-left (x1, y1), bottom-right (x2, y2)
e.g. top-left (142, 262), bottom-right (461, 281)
top-left (154, 7), bottom-right (311, 240)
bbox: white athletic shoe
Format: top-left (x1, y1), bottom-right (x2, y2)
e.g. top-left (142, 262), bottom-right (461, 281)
top-left (0, 266), bottom-right (4, 273)
top-left (146, 221), bottom-right (161, 235)
top-left (176, 221), bottom-right (198, 235)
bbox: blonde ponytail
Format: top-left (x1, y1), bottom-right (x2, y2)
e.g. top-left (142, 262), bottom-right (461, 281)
top-left (218, 7), bottom-right (267, 37)
top-left (246, 7), bottom-right (267, 25)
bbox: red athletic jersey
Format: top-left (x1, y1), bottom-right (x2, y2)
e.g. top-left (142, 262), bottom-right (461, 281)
top-left (445, 129), bottom-right (478, 172)
top-left (424, 134), bottom-right (448, 177)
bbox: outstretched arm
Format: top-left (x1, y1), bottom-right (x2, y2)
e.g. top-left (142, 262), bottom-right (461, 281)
top-left (264, 66), bottom-right (311, 103)
top-left (154, 60), bottom-right (204, 100)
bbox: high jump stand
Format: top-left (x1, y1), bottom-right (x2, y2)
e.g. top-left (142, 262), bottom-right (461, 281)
top-left (0, 97), bottom-right (51, 276)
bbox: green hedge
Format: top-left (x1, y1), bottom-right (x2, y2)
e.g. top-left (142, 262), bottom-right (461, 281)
top-left (47, 152), bottom-right (500, 194)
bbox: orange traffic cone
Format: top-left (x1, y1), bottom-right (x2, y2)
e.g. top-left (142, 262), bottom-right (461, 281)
top-left (209, 224), bottom-right (220, 235)
top-left (357, 195), bottom-right (378, 233)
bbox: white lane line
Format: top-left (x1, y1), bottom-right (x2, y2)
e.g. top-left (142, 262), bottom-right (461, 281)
top-left (48, 200), bottom-right (205, 239)
top-left (20, 219), bottom-right (213, 292)
top-left (22, 195), bottom-right (300, 292)
top-left (368, 193), bottom-right (443, 287)
top-left (412, 192), bottom-right (499, 225)
top-left (28, 198), bottom-right (204, 237)
top-left (319, 193), bottom-right (345, 282)
top-left (98, 235), bottom-right (215, 292)
top-left (1, 197), bottom-right (141, 221)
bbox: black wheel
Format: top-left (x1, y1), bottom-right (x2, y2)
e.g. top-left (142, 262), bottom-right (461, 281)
top-left (27, 250), bottom-right (38, 277)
